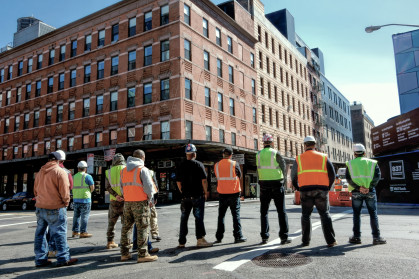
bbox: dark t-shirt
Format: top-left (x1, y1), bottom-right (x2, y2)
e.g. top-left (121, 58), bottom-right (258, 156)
top-left (176, 159), bottom-right (207, 197)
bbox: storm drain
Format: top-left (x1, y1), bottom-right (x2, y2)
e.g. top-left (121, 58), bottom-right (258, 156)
top-left (252, 252), bottom-right (312, 268)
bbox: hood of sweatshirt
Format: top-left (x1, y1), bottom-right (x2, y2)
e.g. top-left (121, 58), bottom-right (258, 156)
top-left (40, 161), bottom-right (60, 174)
top-left (126, 156), bottom-right (145, 171)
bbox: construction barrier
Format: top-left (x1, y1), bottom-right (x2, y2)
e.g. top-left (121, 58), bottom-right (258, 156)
top-left (294, 191), bottom-right (301, 205)
top-left (293, 191), bottom-right (352, 207)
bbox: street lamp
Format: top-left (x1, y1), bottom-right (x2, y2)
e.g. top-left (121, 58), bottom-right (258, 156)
top-left (365, 24), bottom-right (419, 33)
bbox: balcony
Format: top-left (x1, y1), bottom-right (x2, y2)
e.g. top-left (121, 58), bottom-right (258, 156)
top-left (313, 101), bottom-right (324, 110)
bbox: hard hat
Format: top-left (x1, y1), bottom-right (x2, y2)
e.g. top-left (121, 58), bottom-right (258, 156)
top-left (353, 143), bottom-right (366, 153)
top-left (262, 134), bottom-right (273, 143)
top-left (77, 161), bottom-right (88, 168)
top-left (303, 136), bottom-right (316, 144)
top-left (50, 150), bottom-right (66, 161)
top-left (185, 143), bottom-right (197, 153)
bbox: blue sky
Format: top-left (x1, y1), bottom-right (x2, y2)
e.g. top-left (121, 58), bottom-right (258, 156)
top-left (1, 0), bottom-right (418, 126)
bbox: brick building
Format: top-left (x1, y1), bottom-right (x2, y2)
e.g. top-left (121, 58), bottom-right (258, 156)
top-left (0, 0), bottom-right (258, 200)
top-left (351, 101), bottom-right (374, 158)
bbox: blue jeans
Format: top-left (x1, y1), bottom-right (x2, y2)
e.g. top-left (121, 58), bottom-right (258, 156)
top-left (72, 203), bottom-right (91, 233)
top-left (216, 193), bottom-right (243, 240)
top-left (34, 208), bottom-right (70, 265)
top-left (352, 192), bottom-right (381, 238)
top-left (179, 196), bottom-right (206, 245)
top-left (46, 227), bottom-right (56, 252)
top-left (132, 224), bottom-right (152, 251)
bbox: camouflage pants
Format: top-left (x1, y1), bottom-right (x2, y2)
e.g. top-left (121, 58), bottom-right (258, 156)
top-left (150, 204), bottom-right (159, 237)
top-left (120, 201), bottom-right (150, 257)
top-left (107, 200), bottom-right (124, 242)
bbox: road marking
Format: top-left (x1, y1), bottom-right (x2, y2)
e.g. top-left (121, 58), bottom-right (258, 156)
top-left (0, 212), bottom-right (108, 228)
top-left (213, 209), bottom-right (352, 272)
top-left (0, 216), bottom-right (36, 221)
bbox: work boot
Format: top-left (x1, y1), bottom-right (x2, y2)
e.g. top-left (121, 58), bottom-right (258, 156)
top-left (177, 243), bottom-right (185, 248)
top-left (80, 232), bottom-right (92, 238)
top-left (373, 237), bottom-right (387, 245)
top-left (55, 258), bottom-right (78, 267)
top-left (149, 248), bottom-right (159, 253)
top-left (121, 254), bottom-right (132, 261)
top-left (72, 232), bottom-right (80, 237)
top-left (327, 241), bottom-right (338, 247)
top-left (261, 238), bottom-right (268, 245)
top-left (152, 235), bottom-right (162, 241)
top-left (48, 251), bottom-right (57, 258)
top-left (281, 238), bottom-right (292, 245)
top-left (137, 255), bottom-right (158, 263)
top-left (196, 237), bottom-right (213, 247)
top-left (349, 236), bottom-right (362, 244)
top-left (106, 241), bottom-right (118, 249)
top-left (234, 237), bottom-right (247, 243)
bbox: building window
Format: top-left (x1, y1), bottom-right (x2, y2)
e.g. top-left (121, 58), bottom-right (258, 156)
top-left (219, 129), bottom-right (225, 143)
top-left (4, 118), bottom-right (9, 133)
top-left (161, 121), bottom-right (170, 139)
top-left (68, 102), bottom-right (75, 120)
top-left (109, 130), bottom-right (117, 145)
top-left (143, 124), bottom-right (152, 140)
top-left (262, 104), bottom-right (266, 123)
top-left (144, 82), bottom-right (152, 104)
top-left (111, 24), bottom-right (119, 42)
top-left (184, 4), bottom-right (190, 25)
top-left (127, 87), bottom-right (135, 108)
top-left (111, 56), bottom-right (119, 76)
top-left (228, 65), bottom-right (234, 83)
top-left (6, 90), bottom-right (11, 105)
top-left (128, 17), bottom-right (136, 37)
top-left (45, 108), bottom-right (52, 125)
top-left (24, 113), bottom-right (30, 129)
top-left (82, 134), bottom-right (89, 149)
top-left (204, 50), bottom-right (210, 70)
top-left (110, 91), bottom-right (118, 111)
top-left (85, 35), bottom-right (92, 51)
top-left (217, 59), bottom-right (222, 77)
top-left (252, 79), bottom-right (255, 95)
top-left (128, 50), bottom-right (136, 70)
top-left (160, 79), bottom-right (170, 100)
top-left (58, 73), bottom-right (65, 90)
top-left (27, 58), bottom-right (33, 73)
top-left (83, 98), bottom-right (90, 117)
top-left (33, 111), bottom-right (39, 127)
top-left (161, 5), bottom-right (169, 26)
top-left (45, 141), bottom-right (51, 154)
top-left (37, 54), bottom-right (43, 70)
top-left (25, 83), bottom-right (31, 99)
top-left (96, 95), bottom-right (103, 114)
top-left (18, 61), bottom-right (23, 75)
top-left (48, 49), bottom-right (54, 66)
top-left (59, 45), bottom-right (66, 61)
top-left (57, 105), bottom-right (63, 122)
top-left (184, 39), bottom-right (191, 61)
top-left (203, 18), bottom-right (208, 38)
top-left (0, 68), bottom-right (4, 83)
top-left (205, 126), bottom-right (212, 141)
top-left (185, 78), bottom-right (192, 100)
top-left (67, 137), bottom-right (74, 151)
top-left (16, 87), bottom-right (22, 103)
top-left (47, 77), bottom-right (54, 93)
top-left (253, 107), bottom-right (257, 123)
top-left (216, 28), bottom-right (221, 46)
top-left (8, 65), bottom-right (13, 80)
top-left (127, 127), bottom-right (135, 142)
top-left (227, 36), bottom-right (233, 53)
top-left (259, 51), bottom-right (262, 69)
top-left (161, 40), bottom-right (170, 62)
top-left (97, 60), bottom-right (104, 79)
top-left (229, 98), bottom-right (235, 115)
top-left (185, 120), bottom-right (192, 139)
top-left (84, 65), bottom-right (91, 83)
top-left (205, 87), bottom-right (211, 107)
top-left (15, 115), bottom-right (20, 131)
top-left (144, 45), bottom-right (152, 66)
top-left (95, 132), bottom-right (103, 147)
top-left (23, 144), bottom-right (29, 156)
top-left (144, 11), bottom-right (152, 31)
top-left (69, 69), bottom-right (76, 87)
top-left (218, 93), bottom-right (223, 111)
top-left (250, 53), bottom-right (254, 68)
top-left (56, 139), bottom-right (62, 150)
top-left (269, 107), bottom-right (273, 125)
top-left (254, 139), bottom-right (258, 150)
top-left (71, 40), bottom-right (77, 57)
top-left (231, 132), bottom-right (236, 146)
top-left (98, 29), bottom-right (105, 47)
top-left (260, 77), bottom-right (264, 95)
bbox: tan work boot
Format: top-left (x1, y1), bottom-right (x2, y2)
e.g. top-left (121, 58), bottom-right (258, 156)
top-left (137, 255), bottom-right (158, 263)
top-left (80, 232), bottom-right (93, 238)
top-left (72, 232), bottom-right (80, 237)
top-left (149, 248), bottom-right (159, 253)
top-left (197, 237), bottom-right (213, 247)
top-left (121, 254), bottom-right (132, 261)
top-left (106, 241), bottom-right (118, 249)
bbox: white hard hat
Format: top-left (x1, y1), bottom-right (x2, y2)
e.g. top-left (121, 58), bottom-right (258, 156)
top-left (50, 150), bottom-right (66, 161)
top-left (353, 143), bottom-right (366, 153)
top-left (262, 134), bottom-right (273, 143)
top-left (77, 161), bottom-right (88, 168)
top-left (303, 136), bottom-right (316, 144)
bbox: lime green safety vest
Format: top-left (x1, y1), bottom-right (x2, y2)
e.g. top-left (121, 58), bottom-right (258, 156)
top-left (256, 147), bottom-right (284, 181)
top-left (73, 172), bottom-right (92, 200)
top-left (346, 157), bottom-right (377, 192)
top-left (105, 165), bottom-right (125, 201)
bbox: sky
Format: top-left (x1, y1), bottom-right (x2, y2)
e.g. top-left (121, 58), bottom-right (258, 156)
top-left (1, 0), bottom-right (417, 126)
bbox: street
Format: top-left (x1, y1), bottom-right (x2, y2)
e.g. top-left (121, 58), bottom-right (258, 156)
top-left (1, 195), bottom-right (419, 279)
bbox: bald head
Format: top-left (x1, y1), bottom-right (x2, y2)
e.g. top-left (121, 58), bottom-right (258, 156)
top-left (133, 149), bottom-right (145, 160)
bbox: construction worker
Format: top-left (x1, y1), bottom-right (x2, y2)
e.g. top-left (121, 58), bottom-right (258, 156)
top-left (72, 161), bottom-right (95, 238)
top-left (346, 143), bottom-right (386, 245)
top-left (214, 147), bottom-right (246, 244)
top-left (149, 169), bottom-right (161, 241)
top-left (105, 153), bottom-right (126, 249)
top-left (176, 144), bottom-right (213, 248)
top-left (291, 136), bottom-right (337, 247)
top-left (256, 134), bottom-right (290, 245)
top-left (120, 149), bottom-right (157, 263)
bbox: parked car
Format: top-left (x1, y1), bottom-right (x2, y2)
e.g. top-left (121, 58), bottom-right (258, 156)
top-left (0, 197), bottom-right (6, 208)
top-left (2, 192), bottom-right (36, 211)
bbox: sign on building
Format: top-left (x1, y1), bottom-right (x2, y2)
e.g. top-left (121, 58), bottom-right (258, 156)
top-left (232, 154), bottom-right (245, 165)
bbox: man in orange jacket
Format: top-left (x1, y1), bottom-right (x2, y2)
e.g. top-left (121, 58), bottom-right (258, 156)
top-left (214, 147), bottom-right (246, 244)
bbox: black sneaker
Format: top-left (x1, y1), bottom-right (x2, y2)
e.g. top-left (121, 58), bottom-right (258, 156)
top-left (261, 238), bottom-right (268, 245)
top-left (213, 239), bottom-right (222, 244)
top-left (373, 237), bottom-right (387, 245)
top-left (349, 236), bottom-right (362, 244)
top-left (281, 239), bottom-right (292, 245)
top-left (35, 260), bottom-right (52, 268)
top-left (234, 237), bottom-right (247, 243)
top-left (301, 242), bottom-right (310, 247)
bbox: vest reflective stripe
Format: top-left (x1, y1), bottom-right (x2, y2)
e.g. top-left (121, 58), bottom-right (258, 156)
top-left (73, 172), bottom-right (91, 200)
top-left (296, 150), bottom-right (329, 187)
top-left (346, 157), bottom-right (377, 191)
top-left (256, 148), bottom-right (284, 180)
top-left (215, 159), bottom-right (241, 194)
top-left (120, 167), bottom-right (148, 202)
top-left (105, 165), bottom-right (124, 201)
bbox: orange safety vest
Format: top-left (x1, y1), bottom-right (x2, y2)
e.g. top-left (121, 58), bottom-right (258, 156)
top-left (120, 166), bottom-right (148, 202)
top-left (296, 150), bottom-right (329, 188)
top-left (214, 159), bottom-right (241, 194)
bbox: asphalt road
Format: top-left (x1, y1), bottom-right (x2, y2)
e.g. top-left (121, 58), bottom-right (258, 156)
top-left (1, 195), bottom-right (419, 279)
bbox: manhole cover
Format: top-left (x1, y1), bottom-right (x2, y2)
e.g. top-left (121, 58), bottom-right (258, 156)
top-left (252, 252), bottom-right (312, 268)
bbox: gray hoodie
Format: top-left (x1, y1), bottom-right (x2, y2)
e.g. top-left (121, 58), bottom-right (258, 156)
top-left (125, 156), bottom-right (156, 200)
